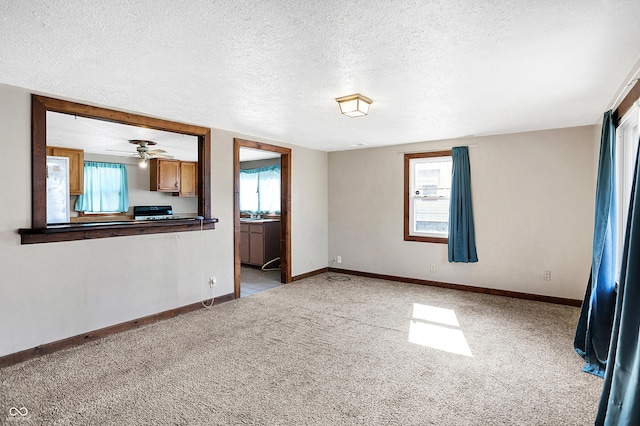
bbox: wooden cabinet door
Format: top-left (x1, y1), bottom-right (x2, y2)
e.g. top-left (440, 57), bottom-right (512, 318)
top-left (150, 159), bottom-right (180, 192)
top-left (240, 221), bottom-right (281, 267)
top-left (262, 221), bottom-right (281, 265)
top-left (178, 161), bottom-right (197, 197)
top-left (240, 224), bottom-right (250, 264)
top-left (47, 146), bottom-right (84, 195)
top-left (249, 224), bottom-right (264, 266)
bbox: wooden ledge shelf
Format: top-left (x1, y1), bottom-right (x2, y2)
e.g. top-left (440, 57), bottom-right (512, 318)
top-left (18, 218), bottom-right (218, 244)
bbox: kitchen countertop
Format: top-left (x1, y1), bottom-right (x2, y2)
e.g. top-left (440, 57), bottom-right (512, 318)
top-left (71, 214), bottom-right (199, 223)
top-left (240, 218), bottom-right (280, 223)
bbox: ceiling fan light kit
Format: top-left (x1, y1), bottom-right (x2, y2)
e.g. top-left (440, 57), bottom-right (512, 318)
top-left (336, 94), bottom-right (372, 117)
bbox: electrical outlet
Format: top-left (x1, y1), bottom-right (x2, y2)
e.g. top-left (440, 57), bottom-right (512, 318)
top-left (336, 256), bottom-right (342, 264)
top-left (209, 277), bottom-right (217, 288)
top-left (430, 264), bottom-right (436, 273)
top-left (543, 270), bottom-right (551, 281)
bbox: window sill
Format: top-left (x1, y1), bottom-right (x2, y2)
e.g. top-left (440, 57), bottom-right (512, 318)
top-left (405, 235), bottom-right (448, 244)
top-left (18, 218), bottom-right (218, 244)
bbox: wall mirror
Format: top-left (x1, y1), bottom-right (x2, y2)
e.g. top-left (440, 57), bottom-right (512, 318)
top-left (19, 95), bottom-right (215, 244)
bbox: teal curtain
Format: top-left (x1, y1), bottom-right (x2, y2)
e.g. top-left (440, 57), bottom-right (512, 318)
top-left (575, 111), bottom-right (617, 377)
top-left (596, 138), bottom-right (640, 425)
top-left (239, 165), bottom-right (280, 213)
top-left (448, 146), bottom-right (478, 262)
top-left (75, 162), bottom-right (129, 213)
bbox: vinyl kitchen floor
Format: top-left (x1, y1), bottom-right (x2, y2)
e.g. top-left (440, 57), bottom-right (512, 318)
top-left (240, 265), bottom-right (282, 298)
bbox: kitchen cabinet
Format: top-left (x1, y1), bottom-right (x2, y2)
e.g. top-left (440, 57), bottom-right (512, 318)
top-left (46, 146), bottom-right (84, 195)
top-left (240, 223), bottom-right (250, 264)
top-left (150, 158), bottom-right (180, 192)
top-left (240, 220), bottom-right (280, 267)
top-left (150, 159), bottom-right (198, 196)
top-left (177, 161), bottom-right (197, 197)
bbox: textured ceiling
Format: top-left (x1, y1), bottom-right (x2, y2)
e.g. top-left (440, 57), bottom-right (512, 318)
top-left (2, 1), bottom-right (640, 152)
top-left (47, 111), bottom-right (280, 163)
top-left (47, 112), bottom-right (199, 161)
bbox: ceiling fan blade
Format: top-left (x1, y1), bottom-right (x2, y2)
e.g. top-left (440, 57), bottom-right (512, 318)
top-left (105, 148), bottom-right (134, 154)
top-left (149, 153), bottom-right (174, 159)
top-left (106, 142), bottom-right (173, 160)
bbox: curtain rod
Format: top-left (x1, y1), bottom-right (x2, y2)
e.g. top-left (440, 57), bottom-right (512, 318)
top-left (397, 144), bottom-right (478, 155)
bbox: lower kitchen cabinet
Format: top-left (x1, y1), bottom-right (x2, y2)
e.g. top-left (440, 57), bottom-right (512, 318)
top-left (240, 220), bottom-right (280, 267)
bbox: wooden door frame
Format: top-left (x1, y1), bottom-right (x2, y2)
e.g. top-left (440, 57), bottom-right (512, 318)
top-left (234, 138), bottom-right (292, 298)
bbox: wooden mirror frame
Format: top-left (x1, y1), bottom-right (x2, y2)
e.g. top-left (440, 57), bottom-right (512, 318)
top-left (19, 94), bottom-right (217, 244)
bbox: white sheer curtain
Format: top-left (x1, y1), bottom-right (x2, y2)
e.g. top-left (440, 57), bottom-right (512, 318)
top-left (75, 161), bottom-right (129, 213)
top-left (239, 165), bottom-right (280, 213)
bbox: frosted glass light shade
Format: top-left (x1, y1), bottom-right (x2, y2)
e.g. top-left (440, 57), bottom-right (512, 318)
top-left (336, 94), bottom-right (372, 117)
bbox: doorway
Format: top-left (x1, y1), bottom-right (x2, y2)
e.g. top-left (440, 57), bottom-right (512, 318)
top-left (233, 138), bottom-right (292, 299)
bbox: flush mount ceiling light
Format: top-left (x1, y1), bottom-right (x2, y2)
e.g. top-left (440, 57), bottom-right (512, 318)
top-left (336, 94), bottom-right (372, 117)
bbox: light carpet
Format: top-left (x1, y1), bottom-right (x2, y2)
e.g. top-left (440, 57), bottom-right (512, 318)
top-left (0, 274), bottom-right (602, 425)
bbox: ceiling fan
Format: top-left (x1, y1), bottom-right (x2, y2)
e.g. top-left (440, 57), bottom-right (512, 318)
top-left (105, 140), bottom-right (174, 159)
top-left (102, 139), bottom-right (173, 169)
top-left (105, 139), bottom-right (174, 168)
top-left (128, 140), bottom-right (174, 160)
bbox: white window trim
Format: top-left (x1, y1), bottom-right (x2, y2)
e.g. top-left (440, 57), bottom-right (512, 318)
top-left (615, 101), bottom-right (640, 278)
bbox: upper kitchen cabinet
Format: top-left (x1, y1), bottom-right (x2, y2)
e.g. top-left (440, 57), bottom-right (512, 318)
top-left (150, 158), bottom-right (180, 192)
top-left (46, 146), bottom-right (84, 195)
top-left (177, 161), bottom-right (197, 197)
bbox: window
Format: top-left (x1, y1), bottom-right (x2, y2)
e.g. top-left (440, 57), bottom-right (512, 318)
top-left (239, 165), bottom-right (281, 214)
top-left (404, 151), bottom-right (452, 243)
top-left (615, 105), bottom-right (640, 278)
top-left (75, 162), bottom-right (129, 213)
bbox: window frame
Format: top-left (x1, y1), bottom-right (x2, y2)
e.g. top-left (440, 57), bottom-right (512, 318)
top-left (19, 94), bottom-right (216, 244)
top-left (614, 104), bottom-right (639, 278)
top-left (239, 165), bottom-right (282, 214)
top-left (404, 150), bottom-right (452, 244)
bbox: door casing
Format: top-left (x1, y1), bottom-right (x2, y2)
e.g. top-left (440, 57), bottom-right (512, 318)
top-left (233, 138), bottom-right (292, 298)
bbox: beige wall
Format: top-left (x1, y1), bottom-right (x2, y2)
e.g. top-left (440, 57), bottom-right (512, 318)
top-left (211, 128), bottom-right (329, 276)
top-left (0, 83), bottom-right (328, 357)
top-left (328, 126), bottom-right (597, 300)
top-left (0, 79), bottom-right (597, 358)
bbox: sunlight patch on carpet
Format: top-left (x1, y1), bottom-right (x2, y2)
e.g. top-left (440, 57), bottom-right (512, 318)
top-left (412, 303), bottom-right (460, 326)
top-left (408, 304), bottom-right (472, 357)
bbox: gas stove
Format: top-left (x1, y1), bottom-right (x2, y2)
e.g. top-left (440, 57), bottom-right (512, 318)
top-left (134, 205), bottom-right (174, 220)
